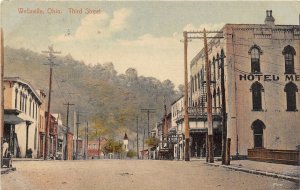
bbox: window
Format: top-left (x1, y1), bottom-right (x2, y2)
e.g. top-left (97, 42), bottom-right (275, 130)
top-left (15, 89), bottom-right (18, 109)
top-left (217, 53), bottom-right (220, 80)
top-left (251, 82), bottom-right (264, 111)
top-left (32, 101), bottom-right (35, 118)
top-left (19, 92), bottom-right (22, 110)
top-left (24, 95), bottom-right (27, 114)
top-left (194, 75), bottom-right (197, 92)
top-left (217, 87), bottom-right (220, 108)
top-left (249, 45), bottom-right (262, 73)
top-left (36, 104), bottom-right (38, 120)
top-left (251, 120), bottom-right (265, 148)
top-left (191, 77), bottom-right (194, 92)
top-left (29, 99), bottom-right (32, 116)
top-left (285, 82), bottom-right (298, 111)
top-left (197, 73), bottom-right (200, 89)
top-left (213, 89), bottom-right (216, 113)
top-left (282, 45), bottom-right (296, 74)
top-left (213, 57), bottom-right (216, 82)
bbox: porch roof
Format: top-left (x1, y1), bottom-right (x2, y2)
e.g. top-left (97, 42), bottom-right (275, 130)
top-left (4, 114), bottom-right (26, 125)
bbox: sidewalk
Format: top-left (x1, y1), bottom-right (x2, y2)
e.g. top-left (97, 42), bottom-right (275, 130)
top-left (207, 159), bottom-right (300, 182)
top-left (1, 158), bottom-right (44, 174)
top-left (1, 167), bottom-right (16, 174)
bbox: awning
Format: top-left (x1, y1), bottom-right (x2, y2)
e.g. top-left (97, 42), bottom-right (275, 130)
top-left (4, 114), bottom-right (26, 125)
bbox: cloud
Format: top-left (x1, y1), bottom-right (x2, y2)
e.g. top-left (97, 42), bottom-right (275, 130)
top-left (183, 23), bottom-right (225, 31)
top-left (50, 8), bottom-right (132, 42)
top-left (118, 33), bottom-right (181, 50)
top-left (109, 8), bottom-right (132, 32)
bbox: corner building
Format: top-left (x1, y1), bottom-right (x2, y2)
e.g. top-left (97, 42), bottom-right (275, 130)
top-left (189, 11), bottom-right (299, 164)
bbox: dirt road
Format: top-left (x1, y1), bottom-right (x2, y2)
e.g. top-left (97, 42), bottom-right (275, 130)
top-left (1, 159), bottom-right (298, 190)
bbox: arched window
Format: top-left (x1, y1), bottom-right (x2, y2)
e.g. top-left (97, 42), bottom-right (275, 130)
top-left (251, 120), bottom-right (265, 148)
top-left (249, 45), bottom-right (262, 73)
top-left (282, 45), bottom-right (296, 74)
top-left (284, 82), bottom-right (298, 111)
top-left (250, 82), bottom-right (264, 111)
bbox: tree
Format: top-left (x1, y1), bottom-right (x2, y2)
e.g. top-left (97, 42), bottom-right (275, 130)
top-left (102, 138), bottom-right (124, 155)
top-left (127, 149), bottom-right (137, 159)
top-left (145, 136), bottom-right (160, 150)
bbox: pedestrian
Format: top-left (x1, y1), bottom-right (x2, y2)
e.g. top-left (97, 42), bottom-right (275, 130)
top-left (2, 139), bottom-right (9, 157)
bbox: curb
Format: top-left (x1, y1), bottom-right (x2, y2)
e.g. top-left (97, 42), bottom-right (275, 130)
top-left (12, 159), bottom-right (45, 161)
top-left (206, 163), bottom-right (300, 182)
top-left (1, 167), bottom-right (16, 174)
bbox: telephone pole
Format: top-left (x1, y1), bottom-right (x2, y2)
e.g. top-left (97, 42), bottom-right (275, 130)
top-left (0, 29), bottom-right (4, 165)
top-left (141, 108), bottom-right (155, 138)
top-left (203, 29), bottom-right (214, 163)
top-left (95, 129), bottom-right (101, 158)
top-left (183, 31), bottom-right (190, 161)
top-left (42, 45), bottom-right (61, 160)
top-left (183, 30), bottom-right (223, 163)
top-left (63, 102), bottom-right (74, 160)
top-left (76, 112), bottom-right (80, 160)
top-left (85, 121), bottom-right (89, 160)
top-left (136, 116), bottom-right (139, 159)
top-left (142, 128), bottom-right (145, 159)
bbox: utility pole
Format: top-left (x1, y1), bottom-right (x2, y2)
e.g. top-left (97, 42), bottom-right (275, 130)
top-left (85, 121), bottom-right (89, 160)
top-left (96, 130), bottom-right (101, 158)
top-left (42, 45), bottom-right (61, 160)
top-left (136, 116), bottom-right (139, 159)
top-left (0, 28), bottom-right (4, 166)
top-left (142, 128), bottom-right (145, 159)
top-left (203, 29), bottom-right (214, 163)
top-left (201, 29), bottom-right (217, 163)
top-left (76, 112), bottom-right (80, 160)
top-left (183, 30), bottom-right (223, 163)
top-left (63, 102), bottom-right (74, 160)
top-left (183, 31), bottom-right (190, 161)
top-left (141, 108), bottom-right (155, 138)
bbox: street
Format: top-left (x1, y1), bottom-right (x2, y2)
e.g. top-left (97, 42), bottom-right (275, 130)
top-left (1, 160), bottom-right (298, 190)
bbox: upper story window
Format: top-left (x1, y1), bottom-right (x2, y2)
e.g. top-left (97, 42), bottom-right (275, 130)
top-left (194, 75), bottom-right (197, 92)
top-left (216, 53), bottom-right (220, 80)
top-left (250, 82), bottom-right (264, 111)
top-left (213, 57), bottom-right (216, 82)
top-left (19, 92), bottom-right (22, 111)
top-left (282, 45), bottom-right (296, 74)
top-left (197, 73), bottom-right (200, 89)
top-left (29, 99), bottom-right (32, 116)
top-left (191, 77), bottom-right (194, 93)
top-left (249, 45), bottom-right (263, 73)
top-left (15, 89), bottom-right (18, 109)
top-left (284, 82), bottom-right (298, 111)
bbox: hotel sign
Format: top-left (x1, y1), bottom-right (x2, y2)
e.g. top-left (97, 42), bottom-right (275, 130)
top-left (239, 74), bottom-right (300, 82)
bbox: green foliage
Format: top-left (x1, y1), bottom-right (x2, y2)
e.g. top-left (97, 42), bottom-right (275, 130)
top-left (145, 137), bottom-right (160, 148)
top-left (102, 138), bottom-right (124, 154)
top-left (126, 149), bottom-right (137, 158)
top-left (4, 47), bottom-right (181, 136)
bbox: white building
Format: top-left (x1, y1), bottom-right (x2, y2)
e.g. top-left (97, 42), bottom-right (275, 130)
top-left (4, 77), bottom-right (43, 158)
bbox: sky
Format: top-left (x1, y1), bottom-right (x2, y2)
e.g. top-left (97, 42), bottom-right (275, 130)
top-left (1, 1), bottom-right (300, 86)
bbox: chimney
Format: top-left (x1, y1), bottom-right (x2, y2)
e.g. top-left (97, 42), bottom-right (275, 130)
top-left (264, 10), bottom-right (275, 26)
